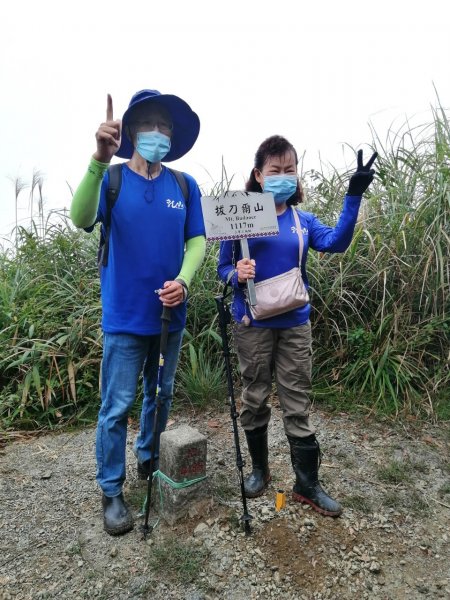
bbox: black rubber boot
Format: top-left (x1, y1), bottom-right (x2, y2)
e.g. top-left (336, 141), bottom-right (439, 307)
top-left (244, 425), bottom-right (271, 498)
top-left (137, 459), bottom-right (159, 480)
top-left (102, 493), bottom-right (134, 535)
top-left (288, 435), bottom-right (343, 517)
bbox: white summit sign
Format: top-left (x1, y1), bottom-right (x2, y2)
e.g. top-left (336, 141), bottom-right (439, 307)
top-left (200, 191), bottom-right (279, 241)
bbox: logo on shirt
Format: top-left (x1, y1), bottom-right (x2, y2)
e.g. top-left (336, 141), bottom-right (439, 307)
top-left (291, 226), bottom-right (308, 235)
top-left (166, 199), bottom-right (185, 210)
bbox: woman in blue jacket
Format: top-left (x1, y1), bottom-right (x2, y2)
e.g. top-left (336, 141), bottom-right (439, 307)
top-left (218, 135), bottom-right (376, 517)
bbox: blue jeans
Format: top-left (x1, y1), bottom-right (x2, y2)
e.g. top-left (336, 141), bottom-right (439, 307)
top-left (96, 329), bottom-right (184, 497)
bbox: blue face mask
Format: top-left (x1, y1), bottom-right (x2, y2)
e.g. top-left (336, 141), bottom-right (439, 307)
top-left (136, 131), bottom-right (171, 163)
top-left (263, 174), bottom-right (298, 205)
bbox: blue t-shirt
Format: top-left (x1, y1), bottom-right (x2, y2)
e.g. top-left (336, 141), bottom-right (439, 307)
top-left (91, 164), bottom-right (205, 335)
top-left (217, 195), bottom-right (361, 328)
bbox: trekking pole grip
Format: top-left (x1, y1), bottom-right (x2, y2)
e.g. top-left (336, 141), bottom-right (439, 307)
top-left (160, 306), bottom-right (172, 355)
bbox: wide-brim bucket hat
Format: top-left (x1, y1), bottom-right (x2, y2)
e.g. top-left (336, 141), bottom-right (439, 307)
top-left (116, 89), bottom-right (200, 161)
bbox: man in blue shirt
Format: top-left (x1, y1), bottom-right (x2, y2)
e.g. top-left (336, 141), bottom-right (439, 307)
top-left (71, 89), bottom-right (206, 535)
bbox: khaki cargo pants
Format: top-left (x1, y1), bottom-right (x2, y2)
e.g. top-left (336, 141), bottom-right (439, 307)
top-left (233, 321), bottom-right (315, 438)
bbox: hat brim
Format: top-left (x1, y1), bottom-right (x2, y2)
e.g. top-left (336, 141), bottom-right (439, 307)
top-left (116, 94), bottom-right (200, 161)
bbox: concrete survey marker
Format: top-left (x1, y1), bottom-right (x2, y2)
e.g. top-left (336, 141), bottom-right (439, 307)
top-left (158, 425), bottom-right (208, 524)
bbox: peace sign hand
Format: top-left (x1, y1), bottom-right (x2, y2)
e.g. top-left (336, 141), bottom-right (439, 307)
top-left (347, 149), bottom-right (378, 196)
top-left (93, 94), bottom-right (122, 164)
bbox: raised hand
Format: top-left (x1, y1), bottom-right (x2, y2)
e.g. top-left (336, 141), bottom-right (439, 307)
top-left (347, 149), bottom-right (378, 196)
top-left (93, 94), bottom-right (122, 163)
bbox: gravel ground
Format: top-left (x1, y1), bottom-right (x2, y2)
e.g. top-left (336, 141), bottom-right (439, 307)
top-left (1, 404), bottom-right (449, 600)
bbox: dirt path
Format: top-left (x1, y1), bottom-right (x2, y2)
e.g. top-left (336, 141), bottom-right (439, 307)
top-left (1, 406), bottom-right (449, 599)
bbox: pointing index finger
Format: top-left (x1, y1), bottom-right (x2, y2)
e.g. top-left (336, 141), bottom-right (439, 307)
top-left (106, 94), bottom-right (113, 122)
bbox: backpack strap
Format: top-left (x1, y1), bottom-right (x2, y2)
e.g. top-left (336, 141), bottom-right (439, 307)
top-left (167, 168), bottom-right (189, 202)
top-left (99, 165), bottom-right (188, 270)
top-left (99, 163), bottom-right (122, 268)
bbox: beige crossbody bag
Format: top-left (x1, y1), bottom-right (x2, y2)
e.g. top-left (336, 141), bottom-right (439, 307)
top-left (247, 208), bottom-right (309, 320)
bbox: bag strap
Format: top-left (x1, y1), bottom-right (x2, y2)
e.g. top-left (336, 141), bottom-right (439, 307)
top-left (291, 207), bottom-right (304, 267)
top-left (100, 163), bottom-right (122, 267)
top-left (99, 165), bottom-right (188, 269)
top-left (167, 167), bottom-right (189, 202)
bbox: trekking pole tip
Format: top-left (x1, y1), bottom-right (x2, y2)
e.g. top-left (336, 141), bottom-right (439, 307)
top-left (241, 512), bottom-right (253, 535)
top-left (141, 523), bottom-right (152, 540)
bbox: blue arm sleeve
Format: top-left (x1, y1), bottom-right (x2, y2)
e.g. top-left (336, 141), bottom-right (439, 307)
top-left (309, 195), bottom-right (362, 253)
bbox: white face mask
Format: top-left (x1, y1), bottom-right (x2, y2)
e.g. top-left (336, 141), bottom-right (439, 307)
top-left (136, 131), bottom-right (171, 163)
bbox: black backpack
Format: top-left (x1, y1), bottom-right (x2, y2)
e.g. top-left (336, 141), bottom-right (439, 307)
top-left (98, 163), bottom-right (189, 268)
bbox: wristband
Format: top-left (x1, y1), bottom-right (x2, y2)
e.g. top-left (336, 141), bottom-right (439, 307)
top-left (226, 269), bottom-right (236, 286)
top-left (175, 278), bottom-right (188, 301)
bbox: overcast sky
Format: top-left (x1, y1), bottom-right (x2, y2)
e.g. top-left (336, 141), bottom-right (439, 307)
top-left (1, 0), bottom-right (449, 240)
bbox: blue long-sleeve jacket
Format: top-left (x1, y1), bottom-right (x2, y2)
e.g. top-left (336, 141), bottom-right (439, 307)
top-left (217, 195), bottom-right (362, 328)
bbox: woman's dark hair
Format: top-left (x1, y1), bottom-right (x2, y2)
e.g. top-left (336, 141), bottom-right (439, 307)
top-left (245, 135), bottom-right (304, 205)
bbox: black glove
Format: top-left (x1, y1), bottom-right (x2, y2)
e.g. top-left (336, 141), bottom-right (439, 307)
top-left (347, 149), bottom-right (377, 196)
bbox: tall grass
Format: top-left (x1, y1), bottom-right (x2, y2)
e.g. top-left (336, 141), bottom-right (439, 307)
top-left (0, 216), bottom-right (102, 429)
top-left (307, 104), bottom-right (449, 417)
top-left (0, 103), bottom-right (448, 430)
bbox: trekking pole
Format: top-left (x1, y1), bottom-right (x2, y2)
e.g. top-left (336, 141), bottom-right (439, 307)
top-left (215, 286), bottom-right (252, 535)
top-left (142, 305), bottom-right (172, 538)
